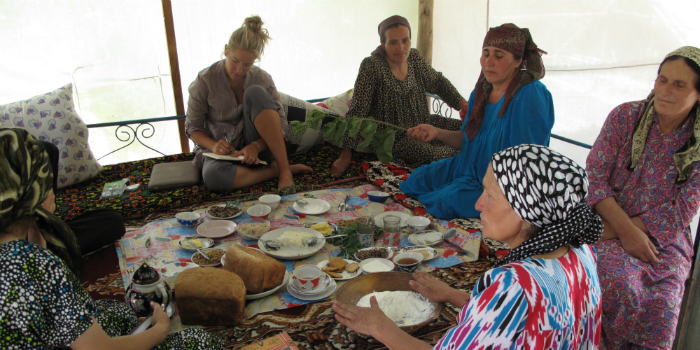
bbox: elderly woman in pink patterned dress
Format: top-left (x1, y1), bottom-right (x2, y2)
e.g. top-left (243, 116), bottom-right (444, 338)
top-left (586, 46), bottom-right (700, 349)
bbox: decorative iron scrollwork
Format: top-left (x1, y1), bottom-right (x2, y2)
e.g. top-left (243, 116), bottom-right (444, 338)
top-left (97, 122), bottom-right (165, 160)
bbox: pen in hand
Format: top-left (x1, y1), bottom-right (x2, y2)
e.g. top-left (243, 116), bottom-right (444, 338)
top-left (222, 132), bottom-right (231, 155)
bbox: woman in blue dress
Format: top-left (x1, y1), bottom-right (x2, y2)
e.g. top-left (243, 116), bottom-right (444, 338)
top-left (401, 23), bottom-right (554, 220)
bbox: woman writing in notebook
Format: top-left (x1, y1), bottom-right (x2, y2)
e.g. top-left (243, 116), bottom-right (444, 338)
top-left (185, 16), bottom-right (311, 191)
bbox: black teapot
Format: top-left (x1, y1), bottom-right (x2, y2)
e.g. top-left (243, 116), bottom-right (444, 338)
top-left (125, 262), bottom-right (172, 317)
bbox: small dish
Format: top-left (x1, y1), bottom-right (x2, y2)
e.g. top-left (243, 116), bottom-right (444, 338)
top-left (247, 204), bottom-right (271, 220)
top-left (367, 191), bottom-right (390, 203)
top-left (175, 212), bottom-right (199, 226)
top-left (178, 237), bottom-right (215, 250)
top-left (392, 252), bottom-right (424, 273)
top-left (206, 204), bottom-right (244, 220)
top-left (236, 218), bottom-right (271, 240)
top-left (407, 216), bottom-right (431, 232)
top-left (196, 220), bottom-right (237, 238)
top-left (292, 198), bottom-right (331, 215)
top-left (359, 258), bottom-right (394, 274)
top-left (354, 247), bottom-right (394, 261)
top-left (316, 258), bottom-right (362, 280)
top-left (190, 248), bottom-right (225, 267)
top-left (399, 246), bottom-right (439, 261)
top-left (407, 231), bottom-right (444, 247)
top-left (258, 194), bottom-right (281, 209)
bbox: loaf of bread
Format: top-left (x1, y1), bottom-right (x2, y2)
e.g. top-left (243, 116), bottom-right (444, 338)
top-left (175, 267), bottom-right (246, 326)
top-left (224, 244), bottom-right (286, 293)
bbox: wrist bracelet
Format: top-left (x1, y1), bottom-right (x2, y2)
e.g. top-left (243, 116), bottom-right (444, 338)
top-left (252, 141), bottom-right (261, 152)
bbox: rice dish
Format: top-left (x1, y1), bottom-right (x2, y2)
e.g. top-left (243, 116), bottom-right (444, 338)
top-left (276, 231), bottom-right (314, 247)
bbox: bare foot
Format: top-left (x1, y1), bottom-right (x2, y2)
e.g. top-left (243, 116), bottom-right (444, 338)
top-left (277, 164), bottom-right (313, 190)
top-left (331, 149), bottom-right (353, 176)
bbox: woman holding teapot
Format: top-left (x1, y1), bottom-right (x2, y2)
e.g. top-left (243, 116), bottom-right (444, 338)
top-left (0, 127), bottom-right (223, 349)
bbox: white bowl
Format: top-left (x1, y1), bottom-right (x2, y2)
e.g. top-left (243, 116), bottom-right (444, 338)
top-left (407, 216), bottom-right (431, 232)
top-left (196, 220), bottom-right (237, 238)
top-left (247, 204), bottom-right (271, 219)
top-left (175, 212), bottom-right (199, 226)
top-left (259, 194), bottom-right (281, 209)
top-left (359, 258), bottom-right (394, 274)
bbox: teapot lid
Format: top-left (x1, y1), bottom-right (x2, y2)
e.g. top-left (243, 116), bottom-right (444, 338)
top-left (132, 261), bottom-right (161, 285)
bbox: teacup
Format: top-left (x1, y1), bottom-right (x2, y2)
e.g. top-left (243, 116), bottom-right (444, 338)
top-left (392, 252), bottom-right (424, 273)
top-left (292, 265), bottom-right (323, 291)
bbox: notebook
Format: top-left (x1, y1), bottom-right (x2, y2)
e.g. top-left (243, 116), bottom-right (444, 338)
top-left (203, 152), bottom-right (268, 165)
top-left (148, 161), bottom-right (202, 192)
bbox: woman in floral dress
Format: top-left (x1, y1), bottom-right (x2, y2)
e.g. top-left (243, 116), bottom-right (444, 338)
top-left (586, 46), bottom-right (700, 349)
top-left (0, 127), bottom-right (223, 350)
top-left (334, 144), bottom-right (603, 349)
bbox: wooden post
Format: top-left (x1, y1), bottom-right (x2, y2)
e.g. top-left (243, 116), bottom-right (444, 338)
top-left (417, 0), bottom-right (434, 65)
top-left (161, 0), bottom-right (190, 153)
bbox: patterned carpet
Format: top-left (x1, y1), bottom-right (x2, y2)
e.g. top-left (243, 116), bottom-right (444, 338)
top-left (205, 255), bottom-right (497, 349)
top-left (55, 141), bottom-right (377, 221)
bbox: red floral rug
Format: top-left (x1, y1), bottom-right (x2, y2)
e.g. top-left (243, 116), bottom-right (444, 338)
top-left (81, 245), bottom-right (125, 301)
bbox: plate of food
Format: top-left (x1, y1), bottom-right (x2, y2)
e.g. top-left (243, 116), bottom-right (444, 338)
top-left (190, 248), bottom-right (226, 267)
top-left (354, 247), bottom-right (394, 261)
top-left (374, 211), bottom-right (410, 228)
top-left (292, 198), bottom-right (331, 215)
top-left (399, 246), bottom-right (439, 261)
top-left (178, 236), bottom-right (215, 250)
top-left (236, 219), bottom-right (271, 240)
top-left (316, 257), bottom-right (362, 280)
top-left (257, 227), bottom-right (325, 260)
top-left (196, 220), bottom-right (237, 238)
top-left (336, 217), bottom-right (368, 228)
top-left (205, 204), bottom-right (243, 219)
top-left (407, 231), bottom-right (444, 247)
top-left (221, 249), bottom-right (291, 300)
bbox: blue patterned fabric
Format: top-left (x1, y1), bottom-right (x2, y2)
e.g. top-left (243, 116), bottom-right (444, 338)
top-left (400, 81), bottom-right (554, 219)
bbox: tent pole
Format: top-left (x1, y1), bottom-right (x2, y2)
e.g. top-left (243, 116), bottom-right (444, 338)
top-left (418, 0), bottom-right (434, 110)
top-left (161, 0), bottom-right (190, 153)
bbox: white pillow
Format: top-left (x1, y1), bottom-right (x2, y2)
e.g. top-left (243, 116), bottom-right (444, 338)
top-left (279, 92), bottom-right (342, 155)
top-left (0, 83), bottom-right (102, 188)
top-left (316, 89), bottom-right (353, 117)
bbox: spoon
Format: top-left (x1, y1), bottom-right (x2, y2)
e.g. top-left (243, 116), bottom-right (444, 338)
top-left (186, 240), bottom-right (211, 260)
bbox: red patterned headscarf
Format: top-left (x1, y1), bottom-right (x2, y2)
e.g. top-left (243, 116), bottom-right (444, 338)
top-left (465, 23), bottom-right (547, 141)
top-left (371, 15), bottom-right (411, 58)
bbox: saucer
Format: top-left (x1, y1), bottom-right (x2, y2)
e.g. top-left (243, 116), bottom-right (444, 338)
top-left (288, 273), bottom-right (332, 295)
top-left (287, 278), bottom-right (337, 301)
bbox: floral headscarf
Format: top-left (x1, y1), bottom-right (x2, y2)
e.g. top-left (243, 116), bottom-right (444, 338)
top-left (629, 46), bottom-right (700, 183)
top-left (491, 144), bottom-right (603, 267)
top-left (465, 23), bottom-right (547, 141)
top-left (0, 127), bottom-right (81, 276)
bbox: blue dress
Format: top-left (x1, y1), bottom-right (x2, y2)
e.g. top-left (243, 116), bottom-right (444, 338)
top-left (400, 81), bottom-right (554, 219)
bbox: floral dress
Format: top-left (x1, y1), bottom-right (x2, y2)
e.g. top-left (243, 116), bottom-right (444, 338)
top-left (341, 48), bottom-right (466, 168)
top-left (586, 100), bottom-right (700, 349)
top-left (0, 240), bottom-right (222, 350)
top-left (435, 245), bottom-right (601, 349)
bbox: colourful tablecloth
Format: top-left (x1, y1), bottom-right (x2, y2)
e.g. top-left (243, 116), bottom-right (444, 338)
top-left (115, 185), bottom-right (481, 332)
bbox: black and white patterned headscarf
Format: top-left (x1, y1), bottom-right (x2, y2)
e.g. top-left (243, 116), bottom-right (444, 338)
top-left (491, 144), bottom-right (603, 267)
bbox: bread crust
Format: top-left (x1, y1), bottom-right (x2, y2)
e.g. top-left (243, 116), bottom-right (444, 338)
top-left (224, 244), bottom-right (286, 293)
top-left (175, 267), bottom-right (246, 326)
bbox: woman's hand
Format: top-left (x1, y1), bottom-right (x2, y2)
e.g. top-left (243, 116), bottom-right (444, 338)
top-left (618, 227), bottom-right (660, 263)
top-left (410, 271), bottom-right (470, 308)
top-left (332, 297), bottom-right (393, 337)
top-left (407, 124), bottom-right (439, 143)
top-left (212, 139), bottom-right (235, 155)
top-left (149, 302), bottom-right (170, 341)
top-left (232, 143), bottom-right (260, 165)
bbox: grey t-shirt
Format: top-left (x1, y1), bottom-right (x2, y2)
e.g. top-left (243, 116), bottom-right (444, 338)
top-left (185, 60), bottom-right (287, 151)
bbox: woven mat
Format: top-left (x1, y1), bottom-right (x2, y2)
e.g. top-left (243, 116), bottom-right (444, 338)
top-left (205, 254), bottom-right (497, 349)
top-left (55, 141), bottom-right (377, 221)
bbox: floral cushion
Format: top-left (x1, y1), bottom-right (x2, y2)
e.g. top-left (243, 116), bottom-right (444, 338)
top-left (0, 83), bottom-right (102, 188)
top-left (316, 89), bottom-right (353, 116)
